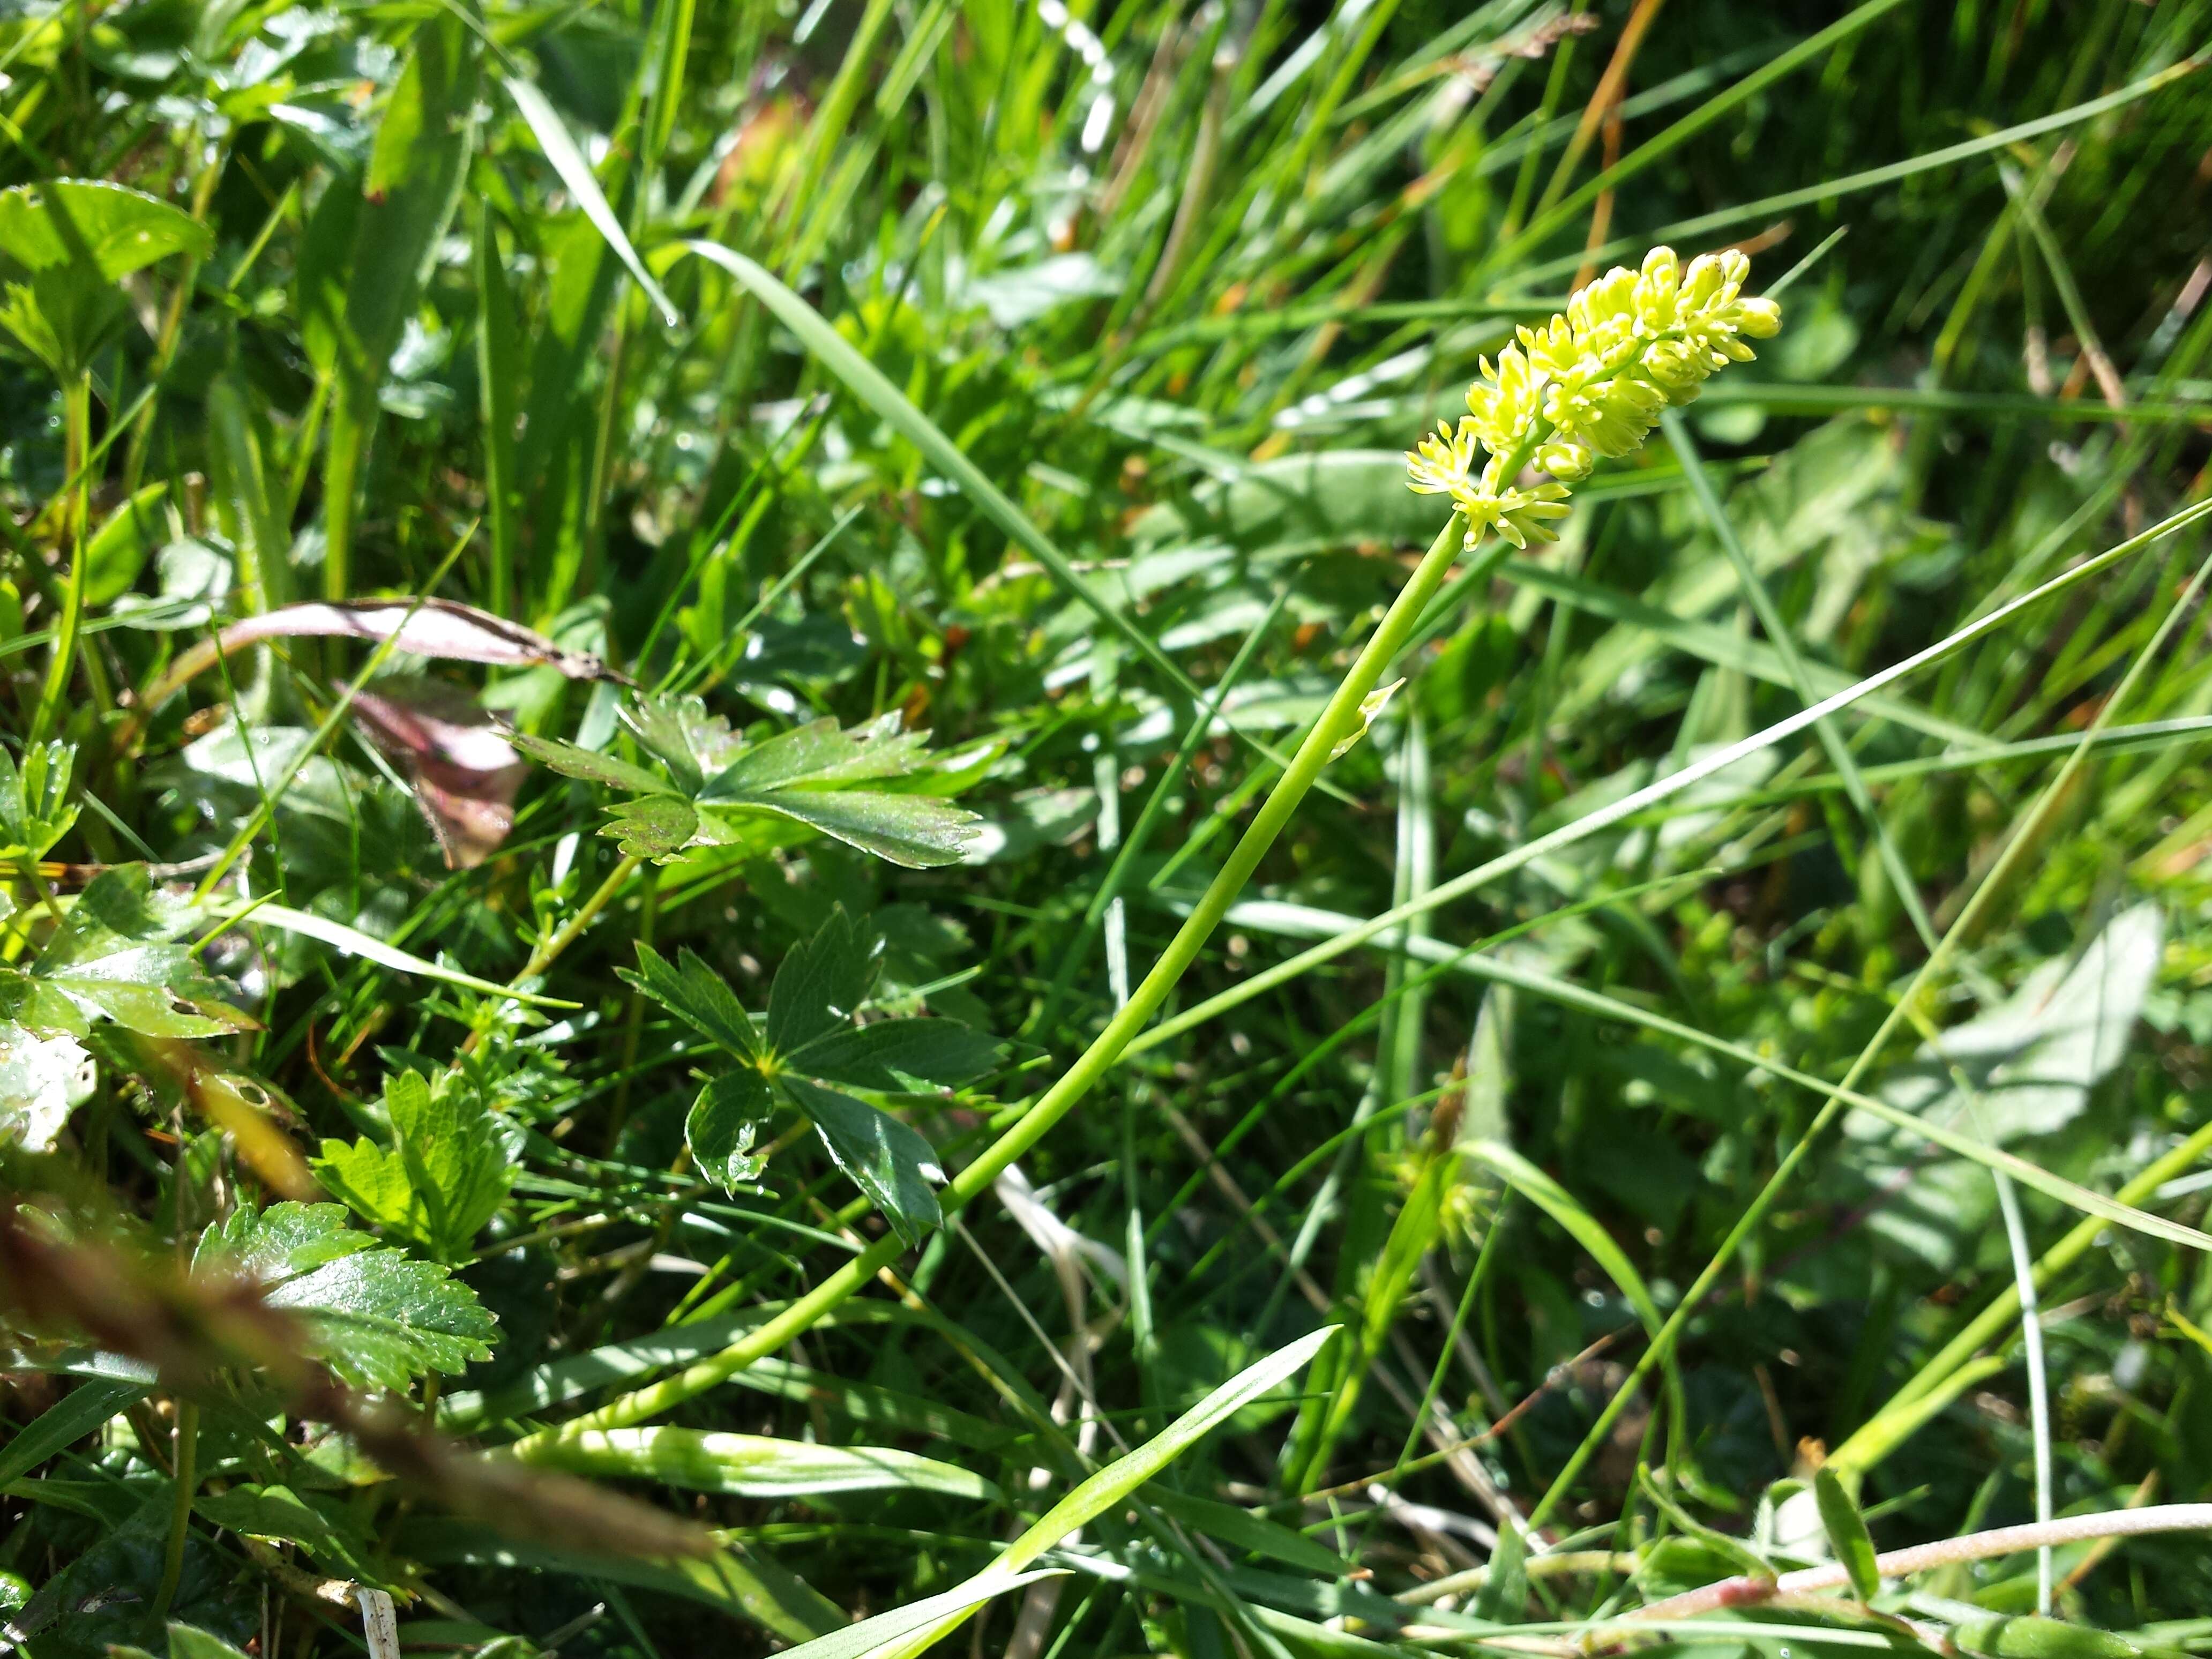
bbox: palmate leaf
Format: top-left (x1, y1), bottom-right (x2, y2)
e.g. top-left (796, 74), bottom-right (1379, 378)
top-left (514, 695), bottom-right (983, 869)
top-left (625, 915), bottom-right (995, 1235)
top-left (194, 1202), bottom-right (497, 1391)
top-left (313, 1071), bottom-right (513, 1261)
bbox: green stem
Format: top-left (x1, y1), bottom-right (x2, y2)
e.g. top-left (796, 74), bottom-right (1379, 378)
top-left (153, 1399), bottom-right (199, 1619)
top-left (28, 370), bottom-right (94, 746)
top-left (504, 515), bottom-right (1473, 1455)
top-left (464, 853), bottom-right (645, 1056)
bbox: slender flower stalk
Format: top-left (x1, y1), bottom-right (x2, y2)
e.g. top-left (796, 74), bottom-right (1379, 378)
top-left (505, 248), bottom-right (1783, 1452)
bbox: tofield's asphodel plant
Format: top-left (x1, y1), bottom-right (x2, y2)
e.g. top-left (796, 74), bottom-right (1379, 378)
top-left (504, 248), bottom-right (1782, 1454)
top-left (1407, 245), bottom-right (1781, 548)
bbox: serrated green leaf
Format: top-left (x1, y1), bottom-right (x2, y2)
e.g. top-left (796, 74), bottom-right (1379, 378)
top-left (1814, 1466), bottom-right (1881, 1601)
top-left (195, 1202), bottom-right (497, 1391)
top-left (621, 693), bottom-right (746, 795)
top-left (714, 787), bottom-right (981, 870)
top-left (696, 716), bottom-right (982, 869)
top-left (602, 794), bottom-right (718, 862)
top-left (766, 907), bottom-right (880, 1056)
top-left (786, 1076), bottom-right (942, 1249)
top-left (313, 1071), bottom-right (513, 1260)
top-left (687, 1070), bottom-right (772, 1194)
top-left (788, 1017), bottom-right (1000, 1090)
top-left (508, 729), bottom-right (678, 797)
top-left (623, 944), bottom-right (759, 1058)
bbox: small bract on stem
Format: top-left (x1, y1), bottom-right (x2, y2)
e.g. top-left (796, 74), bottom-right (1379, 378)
top-left (1407, 245), bottom-right (1782, 547)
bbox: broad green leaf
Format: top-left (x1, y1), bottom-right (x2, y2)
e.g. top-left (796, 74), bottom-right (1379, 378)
top-left (84, 482), bottom-right (169, 608)
top-left (0, 740), bottom-right (78, 860)
top-left (623, 944), bottom-right (760, 1058)
top-left (313, 1070), bottom-right (513, 1260)
top-left (787, 1076), bottom-right (943, 1247)
top-left (766, 906), bottom-right (880, 1056)
top-left (687, 1069), bottom-right (772, 1194)
top-left (195, 1202), bottom-right (497, 1390)
top-left (1813, 1467), bottom-right (1881, 1602)
top-left (0, 180), bottom-right (210, 280)
top-left (0, 180), bottom-right (210, 377)
top-left (854, 1327), bottom-right (1338, 1659)
top-left (0, 1377), bottom-right (147, 1486)
top-left (514, 1427), bottom-right (998, 1501)
top-left (18, 866), bottom-right (254, 1038)
top-left (787, 1016), bottom-right (1000, 1090)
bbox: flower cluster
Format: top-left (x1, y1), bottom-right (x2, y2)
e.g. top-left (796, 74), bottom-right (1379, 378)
top-left (1406, 246), bottom-right (1782, 549)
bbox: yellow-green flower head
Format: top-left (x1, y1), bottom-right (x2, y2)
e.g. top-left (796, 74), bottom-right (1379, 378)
top-left (1406, 244), bottom-right (1780, 544)
top-left (1462, 344), bottom-right (1545, 456)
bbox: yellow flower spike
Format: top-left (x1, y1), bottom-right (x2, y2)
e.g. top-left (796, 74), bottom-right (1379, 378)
top-left (1406, 244), bottom-right (1782, 547)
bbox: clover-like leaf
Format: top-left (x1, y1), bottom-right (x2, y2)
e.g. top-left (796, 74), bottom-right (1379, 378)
top-left (194, 1201), bottom-right (497, 1391)
top-left (313, 1071), bottom-right (513, 1261)
top-left (784, 1075), bottom-right (943, 1248)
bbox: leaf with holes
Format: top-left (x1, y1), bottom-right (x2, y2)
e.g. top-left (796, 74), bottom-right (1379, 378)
top-left (3, 866), bottom-right (253, 1040)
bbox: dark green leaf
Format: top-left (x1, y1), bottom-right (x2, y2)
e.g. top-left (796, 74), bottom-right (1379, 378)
top-left (195, 1202), bottom-right (497, 1390)
top-left (0, 181), bottom-right (210, 377)
top-left (786, 1076), bottom-right (942, 1249)
top-left (766, 906), bottom-right (879, 1056)
top-left (193, 1484), bottom-right (376, 1582)
top-left (687, 1069), bottom-right (773, 1194)
top-left (0, 1377), bottom-right (147, 1486)
top-left (1814, 1467), bottom-right (1881, 1602)
top-left (789, 1017), bottom-right (1000, 1090)
top-left (622, 944), bottom-right (759, 1059)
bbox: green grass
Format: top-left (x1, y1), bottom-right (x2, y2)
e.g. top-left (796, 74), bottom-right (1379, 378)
top-left (4, 1), bottom-right (2212, 1655)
